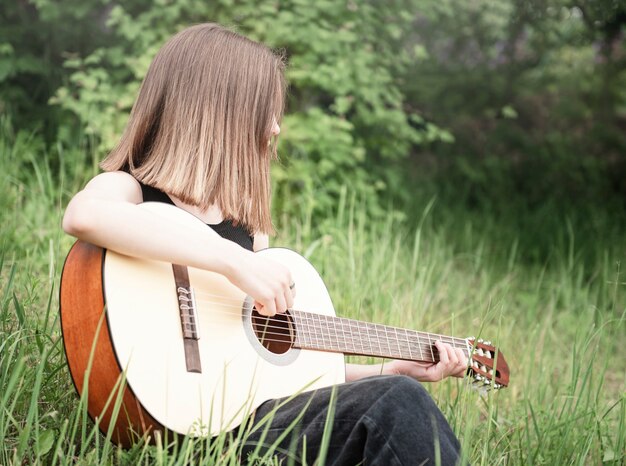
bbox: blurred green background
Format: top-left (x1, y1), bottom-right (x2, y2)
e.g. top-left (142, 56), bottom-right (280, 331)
top-left (2, 0), bottom-right (625, 264)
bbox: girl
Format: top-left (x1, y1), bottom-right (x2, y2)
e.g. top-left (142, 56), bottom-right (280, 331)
top-left (63, 23), bottom-right (468, 465)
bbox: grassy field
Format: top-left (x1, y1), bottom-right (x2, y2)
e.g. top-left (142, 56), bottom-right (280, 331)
top-left (1, 125), bottom-right (624, 465)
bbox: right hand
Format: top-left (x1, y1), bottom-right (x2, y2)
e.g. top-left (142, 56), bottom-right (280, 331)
top-left (228, 251), bottom-right (295, 316)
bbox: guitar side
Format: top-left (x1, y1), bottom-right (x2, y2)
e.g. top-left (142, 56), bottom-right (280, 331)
top-left (59, 241), bottom-right (163, 448)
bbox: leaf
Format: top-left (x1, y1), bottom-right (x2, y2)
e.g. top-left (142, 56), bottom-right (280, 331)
top-left (601, 449), bottom-right (615, 462)
top-left (38, 429), bottom-right (55, 456)
top-left (502, 105), bottom-right (518, 119)
top-left (12, 292), bottom-right (25, 328)
top-left (0, 43), bottom-right (14, 55)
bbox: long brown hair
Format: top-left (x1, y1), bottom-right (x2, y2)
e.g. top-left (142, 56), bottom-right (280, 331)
top-left (101, 23), bottom-right (286, 234)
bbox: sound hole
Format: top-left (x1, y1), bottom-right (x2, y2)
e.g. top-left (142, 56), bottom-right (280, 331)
top-left (251, 309), bottom-right (295, 355)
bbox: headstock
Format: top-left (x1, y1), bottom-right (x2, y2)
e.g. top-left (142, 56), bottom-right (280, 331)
top-left (466, 338), bottom-right (510, 391)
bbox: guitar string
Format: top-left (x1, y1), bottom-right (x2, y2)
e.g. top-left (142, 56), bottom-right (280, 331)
top-left (190, 289), bottom-right (465, 344)
top-left (294, 312), bottom-right (470, 348)
top-left (183, 289), bottom-right (473, 348)
top-left (187, 291), bottom-right (470, 346)
top-left (177, 314), bottom-right (450, 362)
top-left (254, 329), bottom-right (466, 358)
top-left (181, 316), bottom-right (466, 353)
top-left (290, 312), bottom-right (469, 353)
top-left (179, 317), bottom-right (468, 356)
top-left (184, 303), bottom-right (466, 350)
top-left (238, 332), bottom-right (451, 362)
top-left (174, 301), bottom-right (468, 353)
top-left (186, 295), bottom-right (468, 347)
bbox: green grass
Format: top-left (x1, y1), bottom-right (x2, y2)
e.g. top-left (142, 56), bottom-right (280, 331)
top-left (1, 123), bottom-right (624, 464)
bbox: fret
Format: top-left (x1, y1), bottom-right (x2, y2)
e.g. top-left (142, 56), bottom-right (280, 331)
top-left (352, 320), bottom-right (365, 355)
top-left (413, 331), bottom-right (425, 360)
top-left (370, 323), bottom-right (379, 356)
top-left (357, 321), bottom-right (368, 355)
top-left (426, 332), bottom-right (435, 362)
top-left (294, 311), bottom-right (306, 348)
top-left (322, 314), bottom-right (331, 350)
top-left (303, 311), bottom-right (317, 350)
top-left (367, 323), bottom-right (380, 356)
top-left (393, 327), bottom-right (402, 359)
top-left (318, 314), bottom-right (332, 349)
top-left (356, 322), bottom-right (372, 353)
top-left (324, 316), bottom-right (339, 351)
top-left (294, 311), bottom-right (303, 346)
top-left (384, 325), bottom-right (392, 357)
top-left (314, 313), bottom-right (323, 349)
top-left (340, 318), bottom-right (349, 352)
top-left (408, 330), bottom-right (419, 360)
top-left (306, 312), bottom-right (316, 349)
top-left (348, 319), bottom-right (357, 353)
top-left (316, 313), bottom-right (327, 350)
top-left (326, 316), bottom-right (341, 351)
top-left (305, 312), bottom-right (315, 348)
top-left (344, 318), bottom-right (356, 354)
top-left (404, 329), bottom-right (418, 361)
top-left (302, 313), bottom-right (310, 348)
top-left (342, 318), bottom-right (355, 354)
top-left (373, 324), bottom-right (383, 357)
top-left (311, 314), bottom-right (320, 349)
top-left (404, 328), bottom-right (413, 360)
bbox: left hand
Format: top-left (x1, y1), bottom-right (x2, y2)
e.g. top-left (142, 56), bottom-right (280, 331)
top-left (386, 341), bottom-right (468, 382)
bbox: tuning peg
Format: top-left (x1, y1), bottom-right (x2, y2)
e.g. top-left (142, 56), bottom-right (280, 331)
top-left (478, 338), bottom-right (484, 343)
top-left (485, 340), bottom-right (492, 346)
top-left (480, 365), bottom-right (487, 372)
top-left (485, 350), bottom-right (492, 359)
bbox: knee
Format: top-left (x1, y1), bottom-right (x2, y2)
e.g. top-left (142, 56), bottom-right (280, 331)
top-left (372, 374), bottom-right (427, 393)
top-left (389, 374), bottom-right (425, 392)
top-left (386, 375), bottom-right (431, 404)
top-left (357, 375), bottom-right (431, 408)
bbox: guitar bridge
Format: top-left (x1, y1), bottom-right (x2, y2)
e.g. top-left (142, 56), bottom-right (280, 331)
top-left (178, 286), bottom-right (200, 340)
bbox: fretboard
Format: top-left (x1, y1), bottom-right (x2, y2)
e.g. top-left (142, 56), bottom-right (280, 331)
top-left (291, 311), bottom-right (469, 363)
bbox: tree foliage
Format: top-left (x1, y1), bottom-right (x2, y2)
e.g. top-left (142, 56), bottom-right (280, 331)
top-left (1, 0), bottom-right (624, 228)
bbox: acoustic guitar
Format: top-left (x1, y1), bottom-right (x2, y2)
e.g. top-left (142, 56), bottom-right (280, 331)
top-left (60, 203), bottom-right (509, 448)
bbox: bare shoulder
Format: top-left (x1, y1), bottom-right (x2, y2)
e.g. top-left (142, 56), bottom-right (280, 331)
top-left (82, 171), bottom-right (142, 203)
top-left (63, 171), bottom-right (143, 236)
top-left (253, 233), bottom-right (269, 252)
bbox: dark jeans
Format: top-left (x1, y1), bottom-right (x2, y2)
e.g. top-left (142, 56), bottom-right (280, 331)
top-left (241, 375), bottom-right (463, 465)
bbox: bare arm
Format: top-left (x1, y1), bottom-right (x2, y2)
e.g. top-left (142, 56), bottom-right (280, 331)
top-left (63, 171), bottom-right (294, 316)
top-left (345, 341), bottom-right (468, 383)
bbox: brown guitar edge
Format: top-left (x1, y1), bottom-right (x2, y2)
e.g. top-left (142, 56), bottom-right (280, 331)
top-left (59, 241), bottom-right (165, 448)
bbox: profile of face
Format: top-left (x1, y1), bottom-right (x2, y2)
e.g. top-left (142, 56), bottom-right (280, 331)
top-left (268, 117), bottom-right (280, 147)
top-left (271, 118), bottom-right (280, 137)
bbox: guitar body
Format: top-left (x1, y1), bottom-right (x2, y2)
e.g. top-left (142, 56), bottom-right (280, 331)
top-left (60, 203), bottom-right (345, 447)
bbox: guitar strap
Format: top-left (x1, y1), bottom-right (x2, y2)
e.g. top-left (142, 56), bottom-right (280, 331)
top-left (172, 264), bottom-right (202, 373)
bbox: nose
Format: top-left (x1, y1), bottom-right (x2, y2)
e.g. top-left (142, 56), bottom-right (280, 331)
top-left (271, 119), bottom-right (281, 136)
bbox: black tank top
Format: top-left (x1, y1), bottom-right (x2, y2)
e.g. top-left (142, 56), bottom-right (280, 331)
top-left (139, 182), bottom-right (254, 251)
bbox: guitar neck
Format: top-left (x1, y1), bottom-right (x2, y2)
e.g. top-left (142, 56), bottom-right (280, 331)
top-left (290, 310), bottom-right (469, 363)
